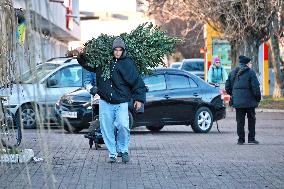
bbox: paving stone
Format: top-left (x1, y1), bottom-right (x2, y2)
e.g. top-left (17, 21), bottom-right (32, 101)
top-left (0, 112), bottom-right (283, 188)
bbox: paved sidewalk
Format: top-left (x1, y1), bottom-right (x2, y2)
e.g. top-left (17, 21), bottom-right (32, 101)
top-left (0, 112), bottom-right (284, 189)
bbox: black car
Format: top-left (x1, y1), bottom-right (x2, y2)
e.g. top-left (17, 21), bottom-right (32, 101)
top-left (55, 68), bottom-right (226, 133)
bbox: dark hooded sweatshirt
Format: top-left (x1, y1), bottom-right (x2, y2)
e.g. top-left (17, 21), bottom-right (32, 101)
top-left (77, 37), bottom-right (146, 104)
top-left (225, 63), bottom-right (261, 108)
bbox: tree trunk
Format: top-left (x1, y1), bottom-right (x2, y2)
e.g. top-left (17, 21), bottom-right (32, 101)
top-left (230, 40), bottom-right (238, 68)
top-left (0, 0), bottom-right (16, 86)
top-left (267, 37), bottom-right (284, 98)
top-left (0, 0), bottom-right (16, 117)
top-left (242, 39), bottom-right (260, 74)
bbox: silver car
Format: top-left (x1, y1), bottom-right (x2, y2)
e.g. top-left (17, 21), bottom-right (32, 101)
top-left (169, 62), bottom-right (182, 69)
top-left (0, 57), bottom-right (84, 129)
top-left (180, 59), bottom-right (205, 80)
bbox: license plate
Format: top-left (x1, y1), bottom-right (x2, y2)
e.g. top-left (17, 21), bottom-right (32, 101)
top-left (61, 111), bottom-right (77, 118)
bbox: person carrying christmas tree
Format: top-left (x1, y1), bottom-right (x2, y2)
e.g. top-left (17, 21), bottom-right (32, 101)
top-left (77, 37), bottom-right (146, 163)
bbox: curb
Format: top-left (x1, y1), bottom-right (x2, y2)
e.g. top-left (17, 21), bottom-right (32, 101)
top-left (0, 149), bottom-right (34, 163)
top-left (256, 108), bottom-right (284, 113)
top-left (226, 108), bottom-right (284, 113)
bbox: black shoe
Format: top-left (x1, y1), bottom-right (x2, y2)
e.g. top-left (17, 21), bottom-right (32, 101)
top-left (108, 157), bottom-right (116, 163)
top-left (84, 133), bottom-right (94, 139)
top-left (237, 139), bottom-right (245, 145)
top-left (237, 141), bottom-right (244, 145)
top-left (122, 152), bottom-right (129, 163)
top-left (117, 152), bottom-right (122, 157)
top-left (248, 140), bottom-right (259, 145)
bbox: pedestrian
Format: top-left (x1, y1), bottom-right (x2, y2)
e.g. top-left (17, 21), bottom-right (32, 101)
top-left (225, 55), bottom-right (261, 145)
top-left (207, 57), bottom-right (228, 87)
top-left (77, 37), bottom-right (146, 163)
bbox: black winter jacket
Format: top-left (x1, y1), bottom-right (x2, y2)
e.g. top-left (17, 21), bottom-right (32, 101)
top-left (77, 54), bottom-right (146, 104)
top-left (225, 63), bottom-right (261, 108)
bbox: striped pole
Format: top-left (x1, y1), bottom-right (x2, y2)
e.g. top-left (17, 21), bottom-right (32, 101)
top-left (259, 43), bottom-right (269, 96)
top-left (263, 43), bottom-right (269, 96)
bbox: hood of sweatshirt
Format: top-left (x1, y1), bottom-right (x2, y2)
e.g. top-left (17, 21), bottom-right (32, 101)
top-left (112, 37), bottom-right (127, 59)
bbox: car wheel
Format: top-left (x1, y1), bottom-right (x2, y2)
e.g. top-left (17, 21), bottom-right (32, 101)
top-left (146, 125), bottom-right (164, 132)
top-left (64, 125), bottom-right (83, 133)
top-left (16, 104), bottom-right (38, 129)
top-left (128, 111), bottom-right (134, 129)
top-left (191, 106), bottom-right (213, 133)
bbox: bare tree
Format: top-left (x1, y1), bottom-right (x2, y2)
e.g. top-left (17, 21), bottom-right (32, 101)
top-left (146, 0), bottom-right (283, 96)
top-left (0, 0), bottom-right (16, 119)
top-left (0, 0), bottom-right (16, 87)
top-left (147, 0), bottom-right (277, 67)
top-left (145, 0), bottom-right (204, 59)
top-left (268, 0), bottom-right (284, 97)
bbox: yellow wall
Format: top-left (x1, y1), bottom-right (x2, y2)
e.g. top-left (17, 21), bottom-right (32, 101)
top-left (204, 24), bottom-right (222, 81)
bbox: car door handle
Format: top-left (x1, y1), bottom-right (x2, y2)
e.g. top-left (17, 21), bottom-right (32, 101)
top-left (164, 95), bottom-right (170, 99)
top-left (193, 93), bottom-right (199, 97)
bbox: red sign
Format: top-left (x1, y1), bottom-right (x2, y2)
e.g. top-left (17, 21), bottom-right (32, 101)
top-left (66, 0), bottom-right (73, 30)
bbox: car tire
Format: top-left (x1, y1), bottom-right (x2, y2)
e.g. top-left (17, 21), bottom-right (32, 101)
top-left (64, 125), bottom-right (83, 133)
top-left (146, 125), bottom-right (164, 132)
top-left (191, 106), bottom-right (213, 133)
top-left (16, 104), bottom-right (38, 129)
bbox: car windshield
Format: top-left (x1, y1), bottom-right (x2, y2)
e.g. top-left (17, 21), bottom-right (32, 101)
top-left (18, 63), bottom-right (60, 83)
top-left (182, 61), bottom-right (204, 71)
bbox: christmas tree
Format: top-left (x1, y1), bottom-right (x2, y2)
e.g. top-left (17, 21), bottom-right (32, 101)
top-left (78, 23), bottom-right (182, 79)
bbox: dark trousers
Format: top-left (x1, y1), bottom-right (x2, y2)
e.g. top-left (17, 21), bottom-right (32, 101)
top-left (235, 108), bottom-right (256, 142)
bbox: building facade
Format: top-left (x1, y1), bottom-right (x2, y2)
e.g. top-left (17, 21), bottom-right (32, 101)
top-left (78, 0), bottom-right (152, 44)
top-left (13, 0), bottom-right (80, 73)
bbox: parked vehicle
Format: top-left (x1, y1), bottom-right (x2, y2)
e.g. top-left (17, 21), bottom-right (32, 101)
top-left (0, 57), bottom-right (84, 129)
top-left (55, 68), bottom-right (226, 133)
top-left (169, 62), bottom-right (182, 69)
top-left (180, 58), bottom-right (205, 79)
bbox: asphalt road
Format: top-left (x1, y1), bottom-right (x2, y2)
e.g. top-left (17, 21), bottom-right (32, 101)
top-left (0, 111), bottom-right (283, 189)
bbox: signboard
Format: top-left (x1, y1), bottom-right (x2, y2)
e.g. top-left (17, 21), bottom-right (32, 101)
top-left (212, 38), bottom-right (232, 72)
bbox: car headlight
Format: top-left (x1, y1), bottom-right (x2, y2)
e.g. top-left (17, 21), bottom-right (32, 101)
top-left (82, 102), bottom-right (92, 109)
top-left (55, 99), bottom-right (61, 106)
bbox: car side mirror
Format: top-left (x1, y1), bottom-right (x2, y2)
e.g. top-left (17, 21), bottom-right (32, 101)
top-left (46, 79), bottom-right (58, 87)
top-left (145, 86), bottom-right (149, 92)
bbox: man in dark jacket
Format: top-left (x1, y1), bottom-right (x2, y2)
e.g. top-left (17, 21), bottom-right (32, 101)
top-left (225, 55), bottom-right (261, 145)
top-left (77, 37), bottom-right (146, 163)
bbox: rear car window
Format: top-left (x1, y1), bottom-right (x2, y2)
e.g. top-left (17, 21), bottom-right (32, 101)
top-left (167, 74), bottom-right (190, 89)
top-left (182, 61), bottom-right (204, 71)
